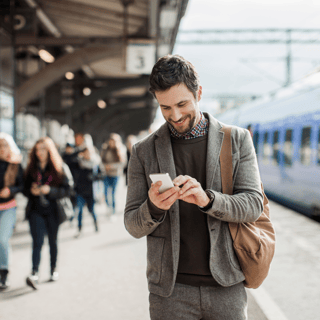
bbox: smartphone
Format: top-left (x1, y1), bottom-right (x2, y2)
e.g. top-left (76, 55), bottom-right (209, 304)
top-left (149, 173), bottom-right (175, 193)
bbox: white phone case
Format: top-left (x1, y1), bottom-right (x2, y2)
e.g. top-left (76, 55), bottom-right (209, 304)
top-left (149, 173), bottom-right (174, 193)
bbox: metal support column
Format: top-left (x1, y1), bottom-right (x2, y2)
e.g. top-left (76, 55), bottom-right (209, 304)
top-left (285, 29), bottom-right (292, 87)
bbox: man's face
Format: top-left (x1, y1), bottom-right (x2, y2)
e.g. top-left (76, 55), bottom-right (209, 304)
top-left (155, 83), bottom-right (202, 134)
top-left (75, 134), bottom-right (84, 147)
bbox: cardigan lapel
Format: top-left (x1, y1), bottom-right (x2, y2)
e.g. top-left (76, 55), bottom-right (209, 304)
top-left (154, 123), bottom-right (180, 271)
top-left (205, 113), bottom-right (224, 190)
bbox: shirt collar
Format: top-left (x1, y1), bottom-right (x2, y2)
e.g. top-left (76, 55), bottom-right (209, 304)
top-left (168, 112), bottom-right (209, 140)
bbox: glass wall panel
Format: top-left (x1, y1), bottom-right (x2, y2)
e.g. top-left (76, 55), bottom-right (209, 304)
top-left (0, 30), bottom-right (14, 136)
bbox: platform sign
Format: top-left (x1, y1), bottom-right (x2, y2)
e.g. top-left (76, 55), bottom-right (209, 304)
top-left (126, 41), bottom-right (156, 74)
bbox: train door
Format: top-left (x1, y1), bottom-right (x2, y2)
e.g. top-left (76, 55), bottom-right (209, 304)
top-left (294, 124), bottom-right (320, 215)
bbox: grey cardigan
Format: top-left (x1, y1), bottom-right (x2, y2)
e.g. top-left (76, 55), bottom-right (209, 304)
top-left (124, 113), bottom-right (264, 297)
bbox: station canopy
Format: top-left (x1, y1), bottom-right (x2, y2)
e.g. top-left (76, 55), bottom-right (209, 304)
top-left (2, 0), bottom-right (188, 144)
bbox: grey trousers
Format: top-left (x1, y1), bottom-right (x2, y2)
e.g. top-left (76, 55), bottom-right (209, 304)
top-left (149, 282), bottom-right (247, 320)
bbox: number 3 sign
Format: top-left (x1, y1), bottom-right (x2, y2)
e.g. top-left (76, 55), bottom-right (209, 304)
top-left (126, 41), bottom-right (156, 74)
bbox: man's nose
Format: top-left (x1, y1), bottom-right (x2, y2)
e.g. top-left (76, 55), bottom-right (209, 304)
top-left (170, 108), bottom-right (182, 122)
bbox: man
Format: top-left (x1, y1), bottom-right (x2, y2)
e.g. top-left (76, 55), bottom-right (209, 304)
top-left (124, 55), bottom-right (263, 320)
top-left (63, 134), bottom-right (87, 222)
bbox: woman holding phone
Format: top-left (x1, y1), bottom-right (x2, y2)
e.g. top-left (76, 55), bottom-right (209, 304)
top-left (23, 137), bottom-right (73, 289)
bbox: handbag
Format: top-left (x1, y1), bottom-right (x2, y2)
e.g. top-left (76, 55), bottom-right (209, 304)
top-left (220, 126), bottom-right (276, 289)
top-left (56, 197), bottom-right (74, 225)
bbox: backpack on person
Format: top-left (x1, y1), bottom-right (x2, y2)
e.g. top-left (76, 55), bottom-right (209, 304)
top-left (220, 126), bottom-right (276, 289)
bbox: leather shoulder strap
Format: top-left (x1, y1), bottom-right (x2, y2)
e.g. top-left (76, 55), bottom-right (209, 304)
top-left (220, 126), bottom-right (233, 195)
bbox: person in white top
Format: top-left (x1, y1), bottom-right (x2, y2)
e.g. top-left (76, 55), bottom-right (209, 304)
top-left (100, 133), bottom-right (126, 218)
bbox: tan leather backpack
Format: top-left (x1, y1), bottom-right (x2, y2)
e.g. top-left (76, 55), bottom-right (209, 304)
top-left (220, 126), bottom-right (276, 289)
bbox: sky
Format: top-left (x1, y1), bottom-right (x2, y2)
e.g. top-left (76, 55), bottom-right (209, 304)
top-left (173, 0), bottom-right (320, 98)
top-left (152, 0), bottom-right (320, 128)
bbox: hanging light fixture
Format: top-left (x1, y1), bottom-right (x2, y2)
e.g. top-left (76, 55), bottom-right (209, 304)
top-left (65, 72), bottom-right (74, 80)
top-left (39, 49), bottom-right (55, 63)
top-left (83, 87), bottom-right (91, 96)
top-left (97, 100), bottom-right (107, 109)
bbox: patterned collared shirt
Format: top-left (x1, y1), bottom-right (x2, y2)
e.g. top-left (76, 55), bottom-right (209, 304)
top-left (168, 112), bottom-right (209, 140)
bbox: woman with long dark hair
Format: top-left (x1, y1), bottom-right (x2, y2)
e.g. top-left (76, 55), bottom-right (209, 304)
top-left (24, 137), bottom-right (73, 289)
top-left (0, 133), bottom-right (24, 290)
top-left (101, 133), bottom-right (126, 220)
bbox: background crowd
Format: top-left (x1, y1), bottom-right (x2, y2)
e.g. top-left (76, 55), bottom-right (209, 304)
top-left (0, 131), bottom-right (138, 291)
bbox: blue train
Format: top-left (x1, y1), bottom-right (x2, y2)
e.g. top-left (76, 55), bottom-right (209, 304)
top-left (216, 72), bottom-right (320, 218)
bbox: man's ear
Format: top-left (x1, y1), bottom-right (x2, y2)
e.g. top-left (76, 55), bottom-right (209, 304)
top-left (197, 86), bottom-right (203, 102)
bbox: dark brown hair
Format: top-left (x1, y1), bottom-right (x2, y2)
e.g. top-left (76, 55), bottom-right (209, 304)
top-left (25, 137), bottom-right (64, 186)
top-left (102, 133), bottom-right (125, 163)
top-left (149, 54), bottom-right (200, 99)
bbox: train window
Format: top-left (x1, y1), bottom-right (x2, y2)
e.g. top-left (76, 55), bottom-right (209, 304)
top-left (284, 129), bottom-right (293, 167)
top-left (263, 132), bottom-right (271, 164)
top-left (272, 131), bottom-right (280, 166)
top-left (253, 131), bottom-right (259, 155)
top-left (300, 126), bottom-right (312, 166)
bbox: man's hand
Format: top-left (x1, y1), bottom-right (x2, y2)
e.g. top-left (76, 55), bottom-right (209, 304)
top-left (0, 187), bottom-right (11, 198)
top-left (148, 182), bottom-right (180, 211)
top-left (173, 175), bottom-right (210, 207)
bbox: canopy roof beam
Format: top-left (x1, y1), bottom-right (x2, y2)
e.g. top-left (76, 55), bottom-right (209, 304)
top-left (16, 41), bottom-right (123, 112)
top-left (71, 75), bottom-right (149, 117)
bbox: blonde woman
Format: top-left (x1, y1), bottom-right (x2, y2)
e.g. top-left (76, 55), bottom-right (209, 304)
top-left (0, 133), bottom-right (24, 290)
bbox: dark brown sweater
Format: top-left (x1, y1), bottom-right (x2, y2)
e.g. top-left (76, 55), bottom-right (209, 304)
top-left (148, 136), bottom-right (220, 287)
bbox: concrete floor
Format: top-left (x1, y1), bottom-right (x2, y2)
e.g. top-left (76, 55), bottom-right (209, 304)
top-left (2, 177), bottom-right (318, 319)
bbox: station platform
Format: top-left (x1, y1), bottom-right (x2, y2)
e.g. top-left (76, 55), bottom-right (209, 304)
top-left (1, 176), bottom-right (319, 320)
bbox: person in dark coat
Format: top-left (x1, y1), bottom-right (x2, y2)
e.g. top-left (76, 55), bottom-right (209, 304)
top-left (74, 147), bottom-right (104, 237)
top-left (62, 143), bottom-right (78, 209)
top-left (62, 136), bottom-right (87, 219)
top-left (123, 135), bottom-right (137, 186)
top-left (24, 137), bottom-right (73, 290)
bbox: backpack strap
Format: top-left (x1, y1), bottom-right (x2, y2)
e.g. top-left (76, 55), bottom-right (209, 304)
top-left (220, 126), bottom-right (233, 195)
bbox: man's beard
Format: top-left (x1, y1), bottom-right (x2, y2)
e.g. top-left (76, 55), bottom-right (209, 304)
top-left (169, 114), bottom-right (197, 134)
